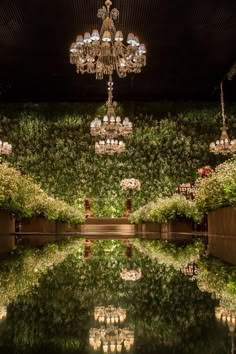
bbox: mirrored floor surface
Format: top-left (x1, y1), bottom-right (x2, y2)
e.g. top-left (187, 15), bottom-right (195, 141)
top-left (0, 240), bottom-right (234, 354)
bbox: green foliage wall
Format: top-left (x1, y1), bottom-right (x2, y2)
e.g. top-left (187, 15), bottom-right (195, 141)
top-left (0, 101), bottom-right (234, 215)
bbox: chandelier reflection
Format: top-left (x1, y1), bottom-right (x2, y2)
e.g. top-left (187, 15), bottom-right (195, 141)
top-left (70, 0), bottom-right (146, 80)
top-left (120, 268), bottom-right (142, 281)
top-left (89, 327), bottom-right (134, 353)
top-left (210, 82), bottom-right (236, 154)
top-left (94, 306), bottom-right (126, 324)
top-left (215, 307), bottom-right (236, 333)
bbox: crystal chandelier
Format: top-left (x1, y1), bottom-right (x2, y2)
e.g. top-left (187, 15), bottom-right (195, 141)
top-left (89, 327), bottom-right (134, 353)
top-left (94, 306), bottom-right (126, 324)
top-left (210, 82), bottom-right (236, 154)
top-left (70, 0), bottom-right (146, 79)
top-left (90, 76), bottom-right (133, 139)
top-left (120, 268), bottom-right (142, 281)
top-left (0, 139), bottom-right (12, 155)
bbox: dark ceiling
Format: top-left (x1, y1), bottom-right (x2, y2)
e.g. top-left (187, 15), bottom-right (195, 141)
top-left (0, 0), bottom-right (236, 102)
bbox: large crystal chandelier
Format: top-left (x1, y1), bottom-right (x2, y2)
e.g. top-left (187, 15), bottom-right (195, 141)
top-left (94, 306), bottom-right (126, 324)
top-left (70, 0), bottom-right (146, 79)
top-left (89, 327), bottom-right (134, 353)
top-left (210, 82), bottom-right (236, 154)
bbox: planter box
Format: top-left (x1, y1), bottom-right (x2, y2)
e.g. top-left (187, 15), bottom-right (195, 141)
top-left (20, 216), bottom-right (56, 246)
top-left (0, 209), bottom-right (15, 254)
top-left (64, 223), bottom-right (81, 233)
top-left (136, 219), bottom-right (193, 240)
top-left (136, 222), bottom-right (161, 239)
top-left (160, 219), bottom-right (193, 240)
top-left (208, 206), bottom-right (236, 265)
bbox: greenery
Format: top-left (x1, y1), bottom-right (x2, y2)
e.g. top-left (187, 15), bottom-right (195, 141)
top-left (129, 194), bottom-right (202, 224)
top-left (0, 101), bottom-right (230, 216)
top-left (133, 239), bottom-right (205, 269)
top-left (194, 158), bottom-right (236, 212)
top-left (1, 240), bottom-right (220, 354)
top-left (197, 256), bottom-right (236, 312)
top-left (133, 239), bottom-right (236, 312)
top-left (0, 163), bottom-right (84, 223)
top-left (0, 238), bottom-right (84, 307)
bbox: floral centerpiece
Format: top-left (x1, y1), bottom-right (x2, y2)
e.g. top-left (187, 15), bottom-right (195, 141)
top-left (120, 178), bottom-right (141, 217)
top-left (120, 178), bottom-right (141, 191)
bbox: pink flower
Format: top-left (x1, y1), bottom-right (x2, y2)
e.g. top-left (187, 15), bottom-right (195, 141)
top-left (197, 166), bottom-right (213, 177)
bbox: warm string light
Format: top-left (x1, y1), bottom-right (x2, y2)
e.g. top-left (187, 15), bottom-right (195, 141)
top-left (210, 82), bottom-right (236, 154)
top-left (70, 0), bottom-right (146, 79)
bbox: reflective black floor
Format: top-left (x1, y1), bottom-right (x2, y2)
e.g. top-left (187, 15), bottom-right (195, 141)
top-left (0, 241), bottom-right (233, 354)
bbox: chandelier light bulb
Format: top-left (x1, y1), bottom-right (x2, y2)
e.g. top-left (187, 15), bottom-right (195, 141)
top-left (102, 30), bottom-right (112, 42)
top-left (115, 31), bottom-right (124, 42)
top-left (91, 29), bottom-right (100, 41)
top-left (76, 35), bottom-right (84, 44)
top-left (83, 32), bottom-right (92, 43)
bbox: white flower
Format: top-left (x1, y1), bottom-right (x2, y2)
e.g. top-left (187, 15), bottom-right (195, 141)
top-left (120, 178), bottom-right (141, 191)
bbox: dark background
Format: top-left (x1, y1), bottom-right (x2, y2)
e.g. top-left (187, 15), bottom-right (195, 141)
top-left (0, 0), bottom-right (236, 102)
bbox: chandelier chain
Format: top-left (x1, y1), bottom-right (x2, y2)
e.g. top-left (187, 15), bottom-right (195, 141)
top-left (220, 81), bottom-right (226, 126)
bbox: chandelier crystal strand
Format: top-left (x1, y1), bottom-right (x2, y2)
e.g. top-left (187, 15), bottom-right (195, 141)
top-left (210, 81), bottom-right (236, 154)
top-left (70, 0), bottom-right (146, 79)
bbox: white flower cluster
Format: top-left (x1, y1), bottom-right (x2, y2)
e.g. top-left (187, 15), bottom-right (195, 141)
top-left (120, 268), bottom-right (142, 281)
top-left (120, 178), bottom-right (141, 191)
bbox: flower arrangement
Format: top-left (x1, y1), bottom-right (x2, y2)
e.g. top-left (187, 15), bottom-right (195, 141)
top-left (120, 178), bottom-right (141, 191)
top-left (129, 194), bottom-right (202, 224)
top-left (0, 162), bottom-right (85, 223)
top-left (195, 159), bottom-right (236, 211)
top-left (197, 166), bottom-right (213, 177)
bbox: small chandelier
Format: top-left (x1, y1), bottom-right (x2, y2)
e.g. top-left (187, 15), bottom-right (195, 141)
top-left (210, 82), bottom-right (236, 154)
top-left (70, 0), bottom-right (146, 80)
top-left (94, 306), bottom-right (126, 324)
top-left (0, 139), bottom-right (12, 155)
top-left (95, 139), bottom-right (125, 154)
top-left (90, 76), bottom-right (133, 139)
